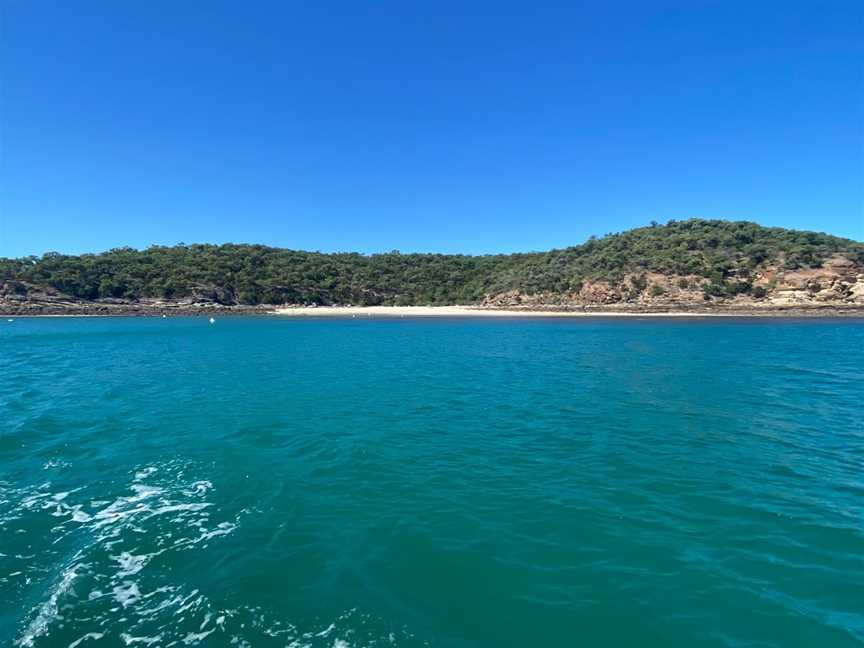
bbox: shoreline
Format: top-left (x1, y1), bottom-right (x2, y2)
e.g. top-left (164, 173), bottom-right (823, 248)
top-left (3, 304), bottom-right (864, 319)
top-left (271, 305), bottom-right (864, 318)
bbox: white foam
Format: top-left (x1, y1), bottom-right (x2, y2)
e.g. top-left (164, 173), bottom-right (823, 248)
top-left (67, 632), bottom-right (104, 647)
top-left (198, 521), bottom-right (236, 542)
top-left (129, 484), bottom-right (163, 500)
top-left (17, 563), bottom-right (82, 647)
top-left (89, 485), bottom-right (163, 529)
top-left (120, 633), bottom-right (162, 646)
top-left (113, 581), bottom-right (141, 608)
top-left (199, 612), bottom-right (212, 630)
top-left (182, 628), bottom-right (215, 644)
top-left (71, 508), bottom-right (92, 523)
top-left (185, 480), bottom-right (212, 496)
top-left (11, 470), bottom-right (258, 648)
top-left (111, 551), bottom-right (159, 577)
top-left (134, 467), bottom-right (158, 481)
top-left (151, 502), bottom-right (211, 515)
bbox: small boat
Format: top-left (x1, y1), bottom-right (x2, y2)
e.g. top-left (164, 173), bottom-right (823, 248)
top-left (209, 317), bottom-right (215, 324)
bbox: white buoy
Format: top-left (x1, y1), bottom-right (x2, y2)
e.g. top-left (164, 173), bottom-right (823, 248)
top-left (209, 317), bottom-right (215, 324)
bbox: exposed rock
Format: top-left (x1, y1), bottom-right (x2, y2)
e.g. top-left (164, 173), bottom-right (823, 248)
top-left (0, 282), bottom-right (274, 316)
top-left (579, 281), bottom-right (622, 304)
top-left (478, 256), bottom-right (864, 312)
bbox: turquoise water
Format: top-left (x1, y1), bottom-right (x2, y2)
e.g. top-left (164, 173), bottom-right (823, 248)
top-left (1, 317), bottom-right (862, 647)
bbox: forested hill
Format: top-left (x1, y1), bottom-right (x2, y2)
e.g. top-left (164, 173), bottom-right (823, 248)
top-left (2, 219), bottom-right (863, 307)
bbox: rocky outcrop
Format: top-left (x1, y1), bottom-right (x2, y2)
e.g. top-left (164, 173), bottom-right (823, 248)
top-left (480, 255), bottom-right (864, 311)
top-left (755, 255), bottom-right (864, 306)
top-left (0, 282), bottom-right (273, 315)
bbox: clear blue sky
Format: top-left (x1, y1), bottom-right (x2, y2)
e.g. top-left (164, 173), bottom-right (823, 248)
top-left (1, 0), bottom-right (862, 258)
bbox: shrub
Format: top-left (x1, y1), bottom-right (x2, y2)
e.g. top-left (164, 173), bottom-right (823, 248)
top-left (703, 283), bottom-right (726, 298)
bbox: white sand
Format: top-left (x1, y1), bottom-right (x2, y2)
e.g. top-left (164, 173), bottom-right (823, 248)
top-left (271, 305), bottom-right (746, 318)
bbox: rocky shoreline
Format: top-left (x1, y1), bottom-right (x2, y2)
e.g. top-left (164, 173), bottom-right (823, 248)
top-left (3, 299), bottom-right (864, 318)
top-left (0, 297), bottom-right (274, 316)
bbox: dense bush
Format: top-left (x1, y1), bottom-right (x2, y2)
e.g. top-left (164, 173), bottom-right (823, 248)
top-left (1, 219), bottom-right (860, 305)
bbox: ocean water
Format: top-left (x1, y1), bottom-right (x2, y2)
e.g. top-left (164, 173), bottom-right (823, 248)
top-left (1, 316), bottom-right (862, 648)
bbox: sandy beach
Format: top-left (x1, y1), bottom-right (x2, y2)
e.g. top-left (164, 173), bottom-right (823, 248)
top-left (270, 305), bottom-right (823, 318)
top-left (5, 304), bottom-right (862, 318)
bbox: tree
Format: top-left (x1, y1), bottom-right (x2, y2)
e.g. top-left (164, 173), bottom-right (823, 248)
top-left (1, 219), bottom-right (860, 306)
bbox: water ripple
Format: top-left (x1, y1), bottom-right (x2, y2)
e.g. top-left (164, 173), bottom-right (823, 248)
top-left (1, 317), bottom-right (862, 647)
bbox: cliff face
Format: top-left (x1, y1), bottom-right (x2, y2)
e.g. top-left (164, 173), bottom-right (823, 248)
top-left (481, 255), bottom-right (864, 310)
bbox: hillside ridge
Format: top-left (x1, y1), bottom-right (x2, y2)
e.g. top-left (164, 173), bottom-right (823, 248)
top-left (2, 219), bottom-right (863, 314)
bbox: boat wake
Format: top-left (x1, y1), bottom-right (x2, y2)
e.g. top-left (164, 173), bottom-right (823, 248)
top-left (3, 461), bottom-right (421, 647)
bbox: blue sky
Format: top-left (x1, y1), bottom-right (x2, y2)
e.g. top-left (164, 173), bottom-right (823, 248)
top-left (1, 0), bottom-right (862, 257)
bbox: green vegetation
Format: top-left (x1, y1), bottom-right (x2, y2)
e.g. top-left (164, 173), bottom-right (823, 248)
top-left (2, 219), bottom-right (861, 305)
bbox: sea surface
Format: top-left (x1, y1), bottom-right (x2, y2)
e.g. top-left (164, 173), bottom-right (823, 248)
top-left (1, 316), bottom-right (862, 647)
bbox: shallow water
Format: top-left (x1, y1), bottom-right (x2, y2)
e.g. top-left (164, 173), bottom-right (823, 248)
top-left (1, 316), bottom-right (862, 647)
